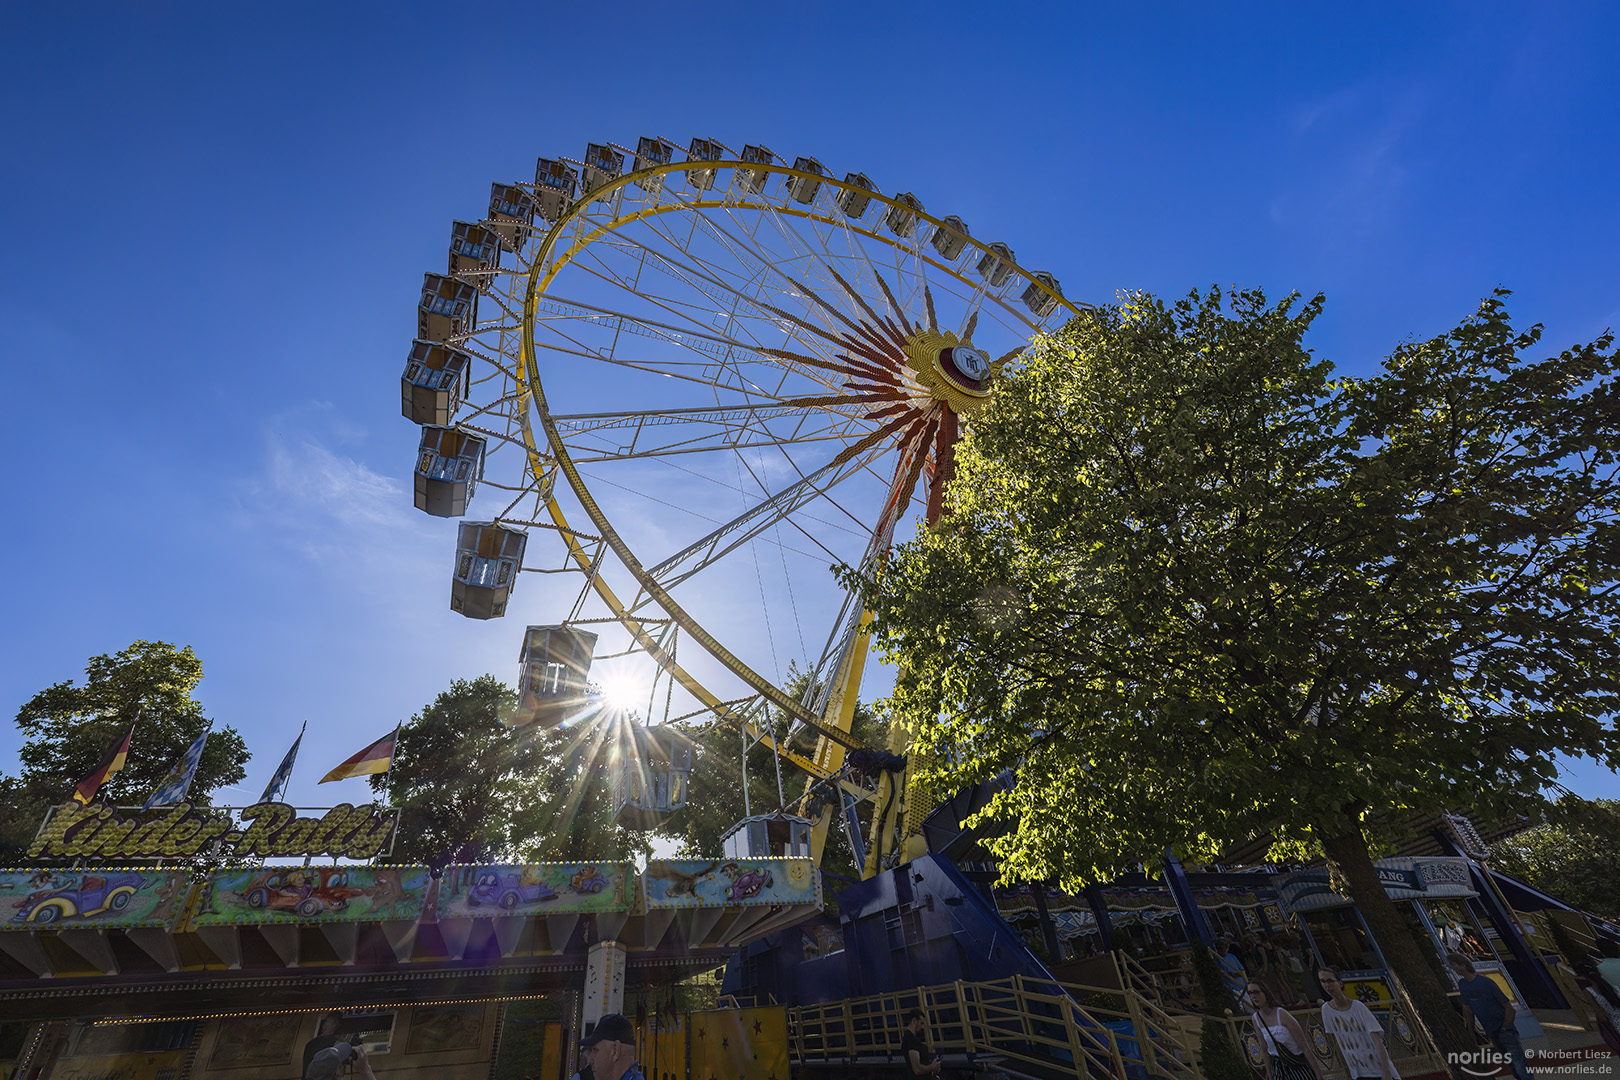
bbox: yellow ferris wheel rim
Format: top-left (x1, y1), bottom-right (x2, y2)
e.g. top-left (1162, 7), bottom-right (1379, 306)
top-left (512, 157), bottom-right (1082, 756)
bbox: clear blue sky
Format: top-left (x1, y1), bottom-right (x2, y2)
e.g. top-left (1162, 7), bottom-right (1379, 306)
top-left (4, 3), bottom-right (1618, 807)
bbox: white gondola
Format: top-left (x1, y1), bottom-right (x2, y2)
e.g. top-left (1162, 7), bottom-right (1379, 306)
top-left (633, 137), bottom-right (677, 192)
top-left (739, 144), bottom-right (774, 193)
top-left (720, 812), bottom-right (813, 860)
top-left (512, 625), bottom-right (598, 729)
top-left (686, 137), bottom-right (726, 191)
top-left (931, 216), bottom-right (971, 261)
top-left (486, 182), bottom-right (535, 253)
top-left (786, 156), bottom-right (825, 205)
top-left (1021, 271), bottom-right (1063, 318)
top-left (401, 340), bottom-right (470, 426)
top-left (413, 425), bottom-right (485, 517)
top-left (581, 143), bottom-right (624, 198)
top-left (612, 724), bottom-right (695, 830)
top-left (450, 521), bottom-right (527, 620)
top-left (836, 172), bottom-right (877, 220)
top-left (976, 242), bottom-right (1016, 288)
top-left (449, 220), bottom-right (502, 291)
top-left (418, 273), bottom-right (479, 343)
top-left (534, 158), bottom-right (579, 223)
top-left (885, 192), bottom-right (924, 238)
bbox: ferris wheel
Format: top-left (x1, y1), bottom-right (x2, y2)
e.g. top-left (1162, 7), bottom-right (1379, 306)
top-left (402, 137), bottom-right (1082, 860)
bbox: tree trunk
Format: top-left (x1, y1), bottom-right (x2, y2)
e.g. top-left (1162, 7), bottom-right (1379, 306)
top-left (1318, 824), bottom-right (1473, 1079)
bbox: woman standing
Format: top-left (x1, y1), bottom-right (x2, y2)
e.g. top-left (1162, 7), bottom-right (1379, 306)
top-left (1246, 982), bottom-right (1322, 1080)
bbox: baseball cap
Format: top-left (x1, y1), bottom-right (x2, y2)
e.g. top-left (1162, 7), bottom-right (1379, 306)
top-left (580, 1014), bottom-right (636, 1048)
top-left (305, 1043), bottom-right (355, 1080)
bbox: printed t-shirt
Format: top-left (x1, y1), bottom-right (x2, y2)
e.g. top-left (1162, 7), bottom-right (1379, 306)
top-left (1320, 999), bottom-right (1399, 1079)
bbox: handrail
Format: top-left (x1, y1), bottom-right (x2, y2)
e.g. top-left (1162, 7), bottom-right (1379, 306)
top-left (787, 973), bottom-right (1194, 1079)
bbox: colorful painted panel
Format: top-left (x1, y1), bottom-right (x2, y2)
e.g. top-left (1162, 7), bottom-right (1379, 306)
top-left (642, 858), bottom-right (818, 909)
top-left (208, 1015), bottom-right (303, 1069)
top-left (192, 866), bottom-right (430, 925)
top-left (688, 1006), bottom-right (788, 1080)
top-left (0, 868), bottom-right (192, 930)
top-left (437, 863), bottom-right (635, 917)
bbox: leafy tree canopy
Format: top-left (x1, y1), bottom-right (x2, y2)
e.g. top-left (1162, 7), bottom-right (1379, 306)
top-left (851, 287), bottom-right (1620, 1063)
top-left (1493, 797), bottom-right (1620, 919)
top-left (12, 640), bottom-right (248, 808)
top-left (374, 676), bottom-right (648, 865)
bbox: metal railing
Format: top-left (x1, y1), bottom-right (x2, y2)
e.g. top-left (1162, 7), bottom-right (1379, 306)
top-left (788, 975), bottom-right (1195, 1080)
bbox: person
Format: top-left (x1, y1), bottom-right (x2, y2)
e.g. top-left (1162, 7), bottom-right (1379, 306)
top-left (1597, 944), bottom-right (1620, 996)
top-left (302, 1014), bottom-right (344, 1077)
top-left (304, 1042), bottom-right (375, 1080)
top-left (1246, 982), bottom-right (1322, 1080)
top-left (1316, 968), bottom-right (1398, 1080)
top-left (901, 1009), bottom-right (942, 1078)
top-left (1218, 936), bottom-right (1249, 1003)
top-left (1448, 954), bottom-right (1535, 1080)
top-left (1574, 958), bottom-right (1620, 1056)
top-left (579, 1013), bottom-right (643, 1080)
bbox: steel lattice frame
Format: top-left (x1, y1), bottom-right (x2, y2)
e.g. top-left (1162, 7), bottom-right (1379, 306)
top-left (432, 142), bottom-right (1082, 785)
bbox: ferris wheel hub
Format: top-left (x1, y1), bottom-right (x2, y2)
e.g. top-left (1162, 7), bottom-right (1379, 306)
top-left (902, 329), bottom-right (1002, 414)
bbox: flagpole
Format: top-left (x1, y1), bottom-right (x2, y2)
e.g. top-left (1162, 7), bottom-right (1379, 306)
top-left (381, 722), bottom-right (401, 807)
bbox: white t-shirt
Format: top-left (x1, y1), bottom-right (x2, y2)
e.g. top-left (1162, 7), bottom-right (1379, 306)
top-left (1320, 999), bottom-right (1399, 1079)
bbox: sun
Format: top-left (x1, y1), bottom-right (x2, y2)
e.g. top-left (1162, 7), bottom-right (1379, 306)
top-left (594, 671), bottom-right (646, 712)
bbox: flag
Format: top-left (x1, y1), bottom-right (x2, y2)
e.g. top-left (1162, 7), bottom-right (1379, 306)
top-left (257, 722), bottom-right (306, 803)
top-left (319, 729), bottom-right (397, 783)
top-left (142, 729), bottom-right (211, 809)
top-left (72, 726), bottom-right (135, 804)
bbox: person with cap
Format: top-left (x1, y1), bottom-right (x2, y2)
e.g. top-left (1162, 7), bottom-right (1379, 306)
top-left (304, 1040), bottom-right (375, 1080)
top-left (579, 1013), bottom-right (643, 1080)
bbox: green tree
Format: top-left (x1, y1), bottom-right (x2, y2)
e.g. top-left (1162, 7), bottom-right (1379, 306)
top-left (850, 288), bottom-right (1620, 1072)
top-left (3, 641), bottom-right (248, 857)
top-left (374, 676), bottom-right (647, 865)
top-left (1492, 797), bottom-right (1620, 919)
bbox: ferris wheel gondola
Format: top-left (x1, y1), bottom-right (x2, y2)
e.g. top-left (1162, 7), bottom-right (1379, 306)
top-left (400, 136), bottom-right (1083, 868)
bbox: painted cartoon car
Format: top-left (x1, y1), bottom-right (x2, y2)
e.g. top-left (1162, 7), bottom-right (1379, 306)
top-left (569, 866), bottom-right (609, 894)
top-left (12, 871), bottom-right (146, 925)
top-left (724, 864), bottom-right (773, 902)
top-left (242, 867), bottom-right (364, 917)
top-left (468, 871), bottom-right (558, 909)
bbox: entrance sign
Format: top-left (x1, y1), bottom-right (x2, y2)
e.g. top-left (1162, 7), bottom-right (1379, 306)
top-left (1277, 856), bottom-right (1477, 912)
top-left (27, 801), bottom-right (398, 861)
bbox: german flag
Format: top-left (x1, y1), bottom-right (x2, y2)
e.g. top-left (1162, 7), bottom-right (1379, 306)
top-left (72, 726), bottom-right (135, 804)
top-left (319, 729), bottom-right (397, 783)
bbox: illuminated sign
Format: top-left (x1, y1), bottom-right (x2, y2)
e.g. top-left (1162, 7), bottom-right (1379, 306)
top-left (27, 801), bottom-right (397, 861)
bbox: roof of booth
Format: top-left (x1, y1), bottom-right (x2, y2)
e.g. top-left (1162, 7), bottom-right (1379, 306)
top-left (0, 857), bottom-right (820, 1019)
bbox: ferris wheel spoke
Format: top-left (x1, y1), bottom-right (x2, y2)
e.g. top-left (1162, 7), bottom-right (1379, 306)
top-left (641, 409), bottom-right (921, 595)
top-left (552, 400), bottom-right (887, 460)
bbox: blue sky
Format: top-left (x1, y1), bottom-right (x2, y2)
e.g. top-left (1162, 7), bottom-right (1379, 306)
top-left (3, 3), bottom-right (1618, 809)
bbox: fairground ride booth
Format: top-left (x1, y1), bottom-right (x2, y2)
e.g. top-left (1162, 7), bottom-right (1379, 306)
top-left (0, 800), bottom-right (821, 1080)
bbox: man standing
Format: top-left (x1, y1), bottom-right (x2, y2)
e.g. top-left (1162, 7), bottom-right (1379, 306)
top-left (1316, 968), bottom-right (1398, 1080)
top-left (579, 1014), bottom-right (644, 1080)
top-left (1448, 954), bottom-right (1535, 1080)
top-left (901, 1009), bottom-right (942, 1078)
top-left (302, 1014), bottom-right (344, 1077)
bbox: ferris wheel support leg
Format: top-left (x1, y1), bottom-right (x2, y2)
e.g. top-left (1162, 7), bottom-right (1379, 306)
top-left (802, 610), bottom-right (877, 864)
top-left (862, 763), bottom-right (908, 880)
